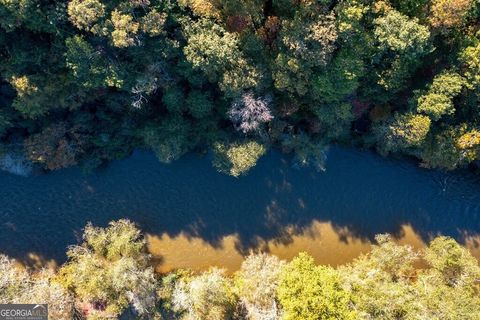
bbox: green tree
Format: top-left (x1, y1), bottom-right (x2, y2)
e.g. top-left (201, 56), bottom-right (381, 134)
top-left (235, 253), bottom-right (285, 320)
top-left (0, 255), bottom-right (74, 319)
top-left (390, 0), bottom-right (429, 17)
top-left (110, 10), bottom-right (139, 48)
top-left (460, 42), bottom-right (480, 90)
top-left (412, 274), bottom-right (480, 319)
top-left (273, 11), bottom-right (338, 96)
top-left (65, 36), bottom-right (124, 89)
top-left (373, 9), bottom-right (431, 92)
top-left (58, 220), bottom-right (157, 319)
top-left (412, 237), bottom-right (480, 319)
top-left (186, 90), bottom-right (214, 118)
top-left (24, 122), bottom-right (86, 170)
top-left (419, 125), bottom-right (469, 169)
top-left (213, 140), bottom-right (266, 177)
top-left (0, 0), bottom-right (58, 33)
top-left (340, 235), bottom-right (418, 319)
top-left (141, 10), bottom-right (167, 36)
top-left (182, 18), bottom-right (260, 95)
top-left (172, 268), bottom-right (236, 320)
top-left (0, 255), bottom-right (29, 303)
top-left (162, 87), bottom-right (186, 114)
top-left (416, 71), bottom-right (464, 120)
top-left (142, 116), bottom-right (193, 163)
top-left (374, 9), bottom-right (431, 58)
top-left (311, 47), bottom-right (365, 104)
top-left (67, 0), bottom-right (106, 32)
top-left (178, 0), bottom-right (222, 19)
top-left (376, 112), bottom-right (431, 152)
top-left (429, 0), bottom-right (473, 30)
top-left (314, 103), bottom-right (355, 139)
top-left (424, 236), bottom-right (480, 286)
top-left (417, 93), bottom-right (454, 120)
top-left (281, 133), bottom-right (328, 171)
top-left (9, 75), bottom-right (44, 117)
top-left (9, 74), bottom-right (87, 118)
top-left (277, 252), bottom-right (356, 320)
top-left (456, 128), bottom-right (480, 162)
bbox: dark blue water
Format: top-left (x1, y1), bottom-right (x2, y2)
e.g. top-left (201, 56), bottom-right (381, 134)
top-left (1, 146), bottom-right (480, 263)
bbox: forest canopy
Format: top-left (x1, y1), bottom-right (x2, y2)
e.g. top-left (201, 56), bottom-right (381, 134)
top-left (0, 0), bottom-right (479, 175)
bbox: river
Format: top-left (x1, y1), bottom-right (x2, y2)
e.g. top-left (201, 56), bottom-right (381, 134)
top-left (1, 146), bottom-right (480, 273)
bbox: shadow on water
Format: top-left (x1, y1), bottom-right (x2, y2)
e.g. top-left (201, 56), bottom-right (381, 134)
top-left (1, 145), bottom-right (480, 269)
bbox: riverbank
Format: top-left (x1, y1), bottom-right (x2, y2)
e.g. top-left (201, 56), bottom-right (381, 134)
top-left (2, 219), bottom-right (479, 320)
top-left (1, 146), bottom-right (480, 272)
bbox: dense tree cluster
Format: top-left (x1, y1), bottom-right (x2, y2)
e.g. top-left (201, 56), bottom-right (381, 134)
top-left (0, 0), bottom-right (479, 175)
top-left (1, 220), bottom-right (479, 319)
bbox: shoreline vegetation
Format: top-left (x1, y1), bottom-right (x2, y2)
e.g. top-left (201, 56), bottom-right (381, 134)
top-left (2, 0), bottom-right (480, 317)
top-left (0, 0), bottom-right (479, 177)
top-left (1, 219), bottom-right (479, 319)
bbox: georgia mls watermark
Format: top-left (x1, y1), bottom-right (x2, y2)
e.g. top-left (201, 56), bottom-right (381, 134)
top-left (0, 305), bottom-right (48, 320)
